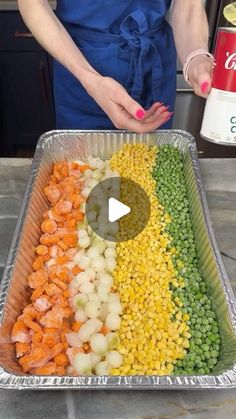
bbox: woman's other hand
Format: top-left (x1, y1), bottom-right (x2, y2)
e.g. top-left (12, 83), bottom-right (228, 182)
top-left (87, 75), bottom-right (172, 133)
top-left (187, 55), bottom-right (214, 98)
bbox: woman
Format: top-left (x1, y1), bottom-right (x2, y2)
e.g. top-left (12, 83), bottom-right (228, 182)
top-left (18, 0), bottom-right (214, 133)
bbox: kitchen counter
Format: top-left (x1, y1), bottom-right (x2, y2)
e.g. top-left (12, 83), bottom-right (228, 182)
top-left (0, 158), bottom-right (236, 418)
top-left (0, 0), bottom-right (56, 10)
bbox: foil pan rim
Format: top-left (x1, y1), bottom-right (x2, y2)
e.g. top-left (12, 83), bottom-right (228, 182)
top-left (0, 367), bottom-right (236, 390)
top-left (1, 129), bottom-right (236, 390)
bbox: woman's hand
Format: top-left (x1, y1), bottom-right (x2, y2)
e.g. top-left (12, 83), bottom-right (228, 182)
top-left (172, 0), bottom-right (213, 98)
top-left (187, 55), bottom-right (214, 98)
top-left (87, 74), bottom-right (172, 133)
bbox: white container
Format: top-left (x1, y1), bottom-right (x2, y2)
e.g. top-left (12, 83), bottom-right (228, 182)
top-left (201, 28), bottom-right (236, 146)
top-left (201, 88), bottom-right (236, 145)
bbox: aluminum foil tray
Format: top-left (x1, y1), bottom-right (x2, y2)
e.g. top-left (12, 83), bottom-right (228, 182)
top-left (0, 130), bottom-right (236, 390)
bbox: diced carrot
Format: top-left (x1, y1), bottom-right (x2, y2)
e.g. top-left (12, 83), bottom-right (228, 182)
top-left (19, 346), bottom-right (49, 373)
top-left (28, 270), bottom-right (48, 289)
top-left (65, 219), bottom-right (76, 231)
top-left (72, 266), bottom-right (83, 276)
top-left (57, 366), bottom-right (66, 376)
top-left (31, 287), bottom-right (44, 301)
top-left (39, 306), bottom-right (70, 329)
top-left (83, 343), bottom-right (91, 353)
top-left (48, 264), bottom-right (58, 279)
top-left (49, 175), bottom-right (58, 185)
top-left (78, 164), bottom-right (90, 172)
top-left (61, 166), bottom-right (68, 178)
top-left (18, 356), bottom-right (31, 373)
top-left (34, 362), bottom-right (57, 375)
top-left (61, 181), bottom-right (75, 198)
top-left (65, 212), bottom-right (76, 221)
top-left (56, 255), bottom-right (69, 266)
top-left (63, 289), bottom-right (73, 299)
top-left (44, 283), bottom-right (63, 297)
top-left (62, 290), bottom-right (70, 300)
top-left (54, 200), bottom-right (73, 216)
top-left (44, 327), bottom-right (58, 334)
top-left (42, 333), bottom-right (60, 348)
top-left (66, 248), bottom-right (77, 261)
top-left (54, 353), bottom-right (69, 367)
top-left (63, 233), bottom-right (77, 248)
top-left (63, 341), bottom-right (69, 351)
top-left (60, 331), bottom-right (67, 343)
top-left (31, 331), bottom-right (43, 344)
top-left (51, 208), bottom-right (67, 223)
top-left (43, 184), bottom-right (61, 205)
top-left (52, 278), bottom-right (68, 291)
top-left (32, 255), bottom-right (49, 271)
top-left (57, 268), bottom-right (70, 282)
top-left (23, 304), bottom-right (38, 319)
top-left (50, 343), bottom-right (64, 359)
top-left (31, 342), bottom-right (50, 352)
top-left (40, 233), bottom-right (59, 246)
top-left (70, 162), bottom-right (80, 170)
top-left (100, 325), bottom-right (109, 336)
top-left (15, 342), bottom-right (31, 358)
top-left (57, 240), bottom-right (68, 251)
top-left (36, 311), bottom-right (45, 322)
top-left (53, 162), bottom-right (68, 180)
top-left (71, 321), bottom-right (83, 332)
top-left (23, 317), bottom-right (42, 333)
top-left (74, 209), bottom-right (84, 221)
top-left (41, 219), bottom-right (57, 234)
top-left (50, 295), bottom-right (69, 308)
top-left (63, 308), bottom-right (73, 319)
top-left (69, 194), bottom-right (79, 204)
top-left (32, 257), bottom-right (43, 271)
top-left (61, 319), bottom-right (70, 330)
top-left (35, 245), bottom-right (48, 256)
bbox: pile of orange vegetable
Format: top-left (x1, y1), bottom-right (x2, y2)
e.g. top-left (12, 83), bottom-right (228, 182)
top-left (11, 161), bottom-right (91, 375)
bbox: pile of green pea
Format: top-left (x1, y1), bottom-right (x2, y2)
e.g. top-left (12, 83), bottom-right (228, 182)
top-left (152, 145), bottom-right (221, 375)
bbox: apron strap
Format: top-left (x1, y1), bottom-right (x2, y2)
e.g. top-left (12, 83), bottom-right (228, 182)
top-left (65, 10), bottom-right (166, 102)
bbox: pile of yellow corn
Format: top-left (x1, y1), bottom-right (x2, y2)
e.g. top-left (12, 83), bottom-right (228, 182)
top-left (110, 144), bottom-right (190, 375)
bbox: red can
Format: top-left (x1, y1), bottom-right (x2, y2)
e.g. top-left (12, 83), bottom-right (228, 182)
top-left (212, 28), bottom-right (236, 92)
top-left (201, 28), bottom-right (236, 145)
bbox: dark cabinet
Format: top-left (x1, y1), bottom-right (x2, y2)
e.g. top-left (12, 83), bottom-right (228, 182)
top-left (0, 12), bottom-right (55, 156)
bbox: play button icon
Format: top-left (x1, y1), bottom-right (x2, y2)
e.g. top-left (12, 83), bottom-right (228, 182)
top-left (108, 198), bottom-right (131, 223)
top-left (86, 177), bottom-right (150, 242)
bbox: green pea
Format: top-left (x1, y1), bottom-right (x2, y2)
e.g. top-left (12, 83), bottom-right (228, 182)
top-left (202, 344), bottom-right (210, 352)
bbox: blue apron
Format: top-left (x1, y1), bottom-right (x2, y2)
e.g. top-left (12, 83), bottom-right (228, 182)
top-left (54, 0), bottom-right (176, 129)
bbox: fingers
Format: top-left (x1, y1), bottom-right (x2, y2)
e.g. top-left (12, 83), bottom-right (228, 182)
top-left (188, 57), bottom-right (213, 98)
top-left (126, 112), bottom-right (171, 133)
top-left (117, 89), bottom-right (146, 120)
top-left (144, 104), bottom-right (173, 124)
top-left (112, 103), bottom-right (172, 133)
top-left (106, 78), bottom-right (173, 133)
top-left (142, 102), bottom-right (163, 120)
top-left (194, 68), bottom-right (212, 98)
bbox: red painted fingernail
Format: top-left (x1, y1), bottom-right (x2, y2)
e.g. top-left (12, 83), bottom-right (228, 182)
top-left (162, 106), bottom-right (169, 112)
top-left (136, 109), bottom-right (145, 120)
top-left (164, 112), bottom-right (174, 120)
top-left (201, 81), bottom-right (209, 93)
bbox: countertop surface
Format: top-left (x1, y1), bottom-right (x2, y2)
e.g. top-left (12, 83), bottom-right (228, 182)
top-left (0, 158), bottom-right (236, 419)
top-left (0, 0), bottom-right (56, 10)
